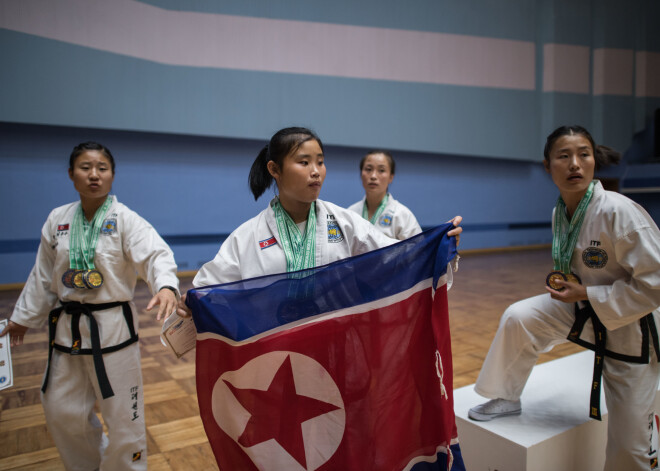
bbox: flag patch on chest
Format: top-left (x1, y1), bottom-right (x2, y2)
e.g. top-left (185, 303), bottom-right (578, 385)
top-left (259, 236), bottom-right (277, 250)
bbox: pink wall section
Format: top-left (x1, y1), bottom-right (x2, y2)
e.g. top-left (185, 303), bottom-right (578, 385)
top-left (0, 0), bottom-right (534, 90)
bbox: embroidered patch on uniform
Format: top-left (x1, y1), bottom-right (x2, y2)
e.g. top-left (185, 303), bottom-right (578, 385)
top-left (100, 218), bottom-right (117, 235)
top-left (132, 451), bottom-right (142, 462)
top-left (259, 236), bottom-right (277, 250)
top-left (57, 224), bottom-right (69, 231)
top-left (327, 220), bottom-right (344, 243)
top-left (582, 247), bottom-right (608, 269)
top-left (378, 213), bottom-right (393, 227)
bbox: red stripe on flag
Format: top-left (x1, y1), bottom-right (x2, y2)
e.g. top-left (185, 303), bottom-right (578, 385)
top-left (196, 284), bottom-right (455, 470)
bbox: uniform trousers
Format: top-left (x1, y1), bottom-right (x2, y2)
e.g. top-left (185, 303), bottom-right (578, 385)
top-left (41, 343), bottom-right (146, 471)
top-left (474, 293), bottom-right (660, 471)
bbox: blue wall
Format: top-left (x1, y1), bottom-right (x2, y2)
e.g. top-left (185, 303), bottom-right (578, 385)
top-left (0, 121), bottom-right (561, 284)
top-left (0, 0), bottom-right (659, 284)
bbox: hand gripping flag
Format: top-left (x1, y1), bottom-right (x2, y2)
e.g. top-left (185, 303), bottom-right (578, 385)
top-left (188, 224), bottom-right (466, 470)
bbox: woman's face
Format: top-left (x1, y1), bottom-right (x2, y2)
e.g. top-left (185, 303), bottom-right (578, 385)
top-left (68, 150), bottom-right (114, 201)
top-left (544, 134), bottom-right (595, 197)
top-left (361, 153), bottom-right (394, 198)
top-left (270, 139), bottom-right (326, 206)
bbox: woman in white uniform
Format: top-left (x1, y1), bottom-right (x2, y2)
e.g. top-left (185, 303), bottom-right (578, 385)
top-left (468, 125), bottom-right (660, 471)
top-left (181, 127), bottom-right (462, 296)
top-left (348, 150), bottom-right (422, 240)
top-left (1, 142), bottom-right (180, 470)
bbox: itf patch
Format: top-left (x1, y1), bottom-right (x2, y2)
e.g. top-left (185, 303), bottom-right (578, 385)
top-left (101, 218), bottom-right (117, 235)
top-left (378, 213), bottom-right (393, 227)
top-left (327, 220), bottom-right (344, 243)
top-left (582, 247), bottom-right (608, 269)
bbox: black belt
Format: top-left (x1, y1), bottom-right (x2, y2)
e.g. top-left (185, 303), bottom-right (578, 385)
top-left (42, 300), bottom-right (138, 399)
top-left (568, 301), bottom-right (659, 420)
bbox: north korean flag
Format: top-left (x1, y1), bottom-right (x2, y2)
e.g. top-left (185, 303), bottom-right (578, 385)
top-left (188, 224), bottom-right (465, 470)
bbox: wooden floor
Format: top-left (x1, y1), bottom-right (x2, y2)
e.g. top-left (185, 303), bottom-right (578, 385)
top-left (0, 248), bottom-right (582, 470)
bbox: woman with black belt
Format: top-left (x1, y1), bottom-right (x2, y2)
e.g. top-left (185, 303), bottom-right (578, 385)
top-left (2, 141), bottom-right (180, 470)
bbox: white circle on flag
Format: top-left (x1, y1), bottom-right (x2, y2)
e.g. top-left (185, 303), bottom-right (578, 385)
top-left (212, 351), bottom-right (346, 471)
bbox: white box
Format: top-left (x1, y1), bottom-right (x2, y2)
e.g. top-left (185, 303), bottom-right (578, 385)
top-left (454, 351), bottom-right (612, 471)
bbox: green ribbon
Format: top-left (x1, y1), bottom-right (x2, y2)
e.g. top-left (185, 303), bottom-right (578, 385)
top-left (272, 198), bottom-right (317, 273)
top-left (551, 181), bottom-right (596, 274)
top-left (362, 193), bottom-right (389, 225)
top-left (69, 196), bottom-right (113, 270)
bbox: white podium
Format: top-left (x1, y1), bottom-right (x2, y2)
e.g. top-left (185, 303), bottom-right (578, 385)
top-left (454, 351), bottom-right (617, 471)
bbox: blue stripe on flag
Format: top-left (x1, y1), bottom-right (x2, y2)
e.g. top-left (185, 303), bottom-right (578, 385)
top-left (187, 223), bottom-right (456, 341)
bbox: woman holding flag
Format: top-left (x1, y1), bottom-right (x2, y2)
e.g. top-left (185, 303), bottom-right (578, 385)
top-left (179, 126), bottom-right (465, 470)
top-left (188, 127), bottom-right (462, 287)
top-left (468, 125), bottom-right (660, 471)
top-left (348, 150), bottom-right (422, 240)
top-left (1, 141), bottom-right (180, 470)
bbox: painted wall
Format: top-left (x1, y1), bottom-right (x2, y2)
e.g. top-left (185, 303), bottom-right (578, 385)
top-left (0, 0), bottom-right (659, 284)
top-left (0, 122), bottom-right (560, 284)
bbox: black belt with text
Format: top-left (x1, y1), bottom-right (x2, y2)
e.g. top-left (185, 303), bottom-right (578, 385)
top-left (568, 301), bottom-right (660, 420)
top-left (42, 300), bottom-right (138, 399)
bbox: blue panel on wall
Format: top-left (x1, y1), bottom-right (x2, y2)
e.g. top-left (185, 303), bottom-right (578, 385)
top-left (0, 30), bottom-right (541, 161)
top-left (0, 122), bottom-right (563, 284)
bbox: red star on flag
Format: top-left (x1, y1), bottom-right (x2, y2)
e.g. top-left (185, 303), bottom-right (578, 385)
top-left (225, 354), bottom-right (341, 468)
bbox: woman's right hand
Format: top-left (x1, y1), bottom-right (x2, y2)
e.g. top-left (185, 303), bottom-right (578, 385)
top-left (176, 293), bottom-right (192, 318)
top-left (0, 320), bottom-right (29, 347)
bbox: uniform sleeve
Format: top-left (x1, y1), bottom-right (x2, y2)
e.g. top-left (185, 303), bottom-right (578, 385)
top-left (123, 214), bottom-right (179, 296)
top-left (588, 226), bottom-right (660, 330)
top-left (193, 233), bottom-right (243, 288)
top-left (10, 218), bottom-right (59, 328)
top-left (395, 208), bottom-right (423, 240)
top-left (342, 211), bottom-right (397, 256)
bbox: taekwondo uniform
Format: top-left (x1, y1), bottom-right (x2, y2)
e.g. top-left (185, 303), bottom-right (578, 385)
top-left (194, 199), bottom-right (396, 286)
top-left (11, 196), bottom-right (179, 471)
top-left (348, 193), bottom-right (422, 241)
top-left (474, 181), bottom-right (660, 471)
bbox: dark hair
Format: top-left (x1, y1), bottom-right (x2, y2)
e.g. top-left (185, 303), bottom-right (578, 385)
top-left (543, 125), bottom-right (621, 171)
top-left (69, 141), bottom-right (116, 174)
top-left (248, 127), bottom-right (324, 201)
top-left (359, 150), bottom-right (396, 175)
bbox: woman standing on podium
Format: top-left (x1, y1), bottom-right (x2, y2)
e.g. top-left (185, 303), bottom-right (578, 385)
top-left (468, 125), bottom-right (660, 471)
top-left (1, 141), bottom-right (180, 470)
top-left (347, 150), bottom-right (422, 240)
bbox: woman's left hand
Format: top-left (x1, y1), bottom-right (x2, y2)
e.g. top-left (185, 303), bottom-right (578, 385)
top-left (447, 215), bottom-right (463, 245)
top-left (147, 288), bottom-right (179, 322)
top-left (546, 279), bottom-right (588, 303)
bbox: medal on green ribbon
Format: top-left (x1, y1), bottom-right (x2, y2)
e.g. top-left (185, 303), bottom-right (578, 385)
top-left (547, 181), bottom-right (595, 290)
top-left (62, 196), bottom-right (113, 289)
top-left (272, 198), bottom-right (317, 273)
top-left (362, 194), bottom-right (389, 225)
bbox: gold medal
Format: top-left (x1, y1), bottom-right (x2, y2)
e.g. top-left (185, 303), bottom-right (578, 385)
top-left (62, 269), bottom-right (77, 288)
top-left (72, 270), bottom-right (86, 289)
top-left (546, 271), bottom-right (567, 290)
top-left (566, 273), bottom-right (582, 285)
top-left (82, 269), bottom-right (104, 289)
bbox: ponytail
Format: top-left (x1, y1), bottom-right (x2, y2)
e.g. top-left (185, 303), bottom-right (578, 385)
top-left (248, 145), bottom-right (273, 201)
top-left (594, 145), bottom-right (621, 171)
